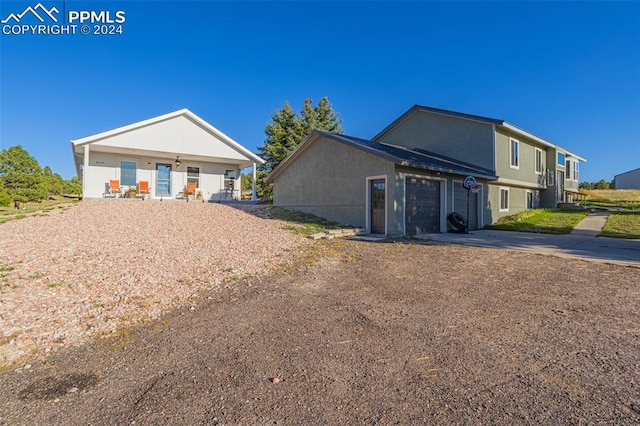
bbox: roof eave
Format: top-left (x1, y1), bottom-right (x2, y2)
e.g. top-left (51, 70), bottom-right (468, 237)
top-left (373, 104), bottom-right (503, 141)
top-left (70, 109), bottom-right (264, 165)
top-left (499, 122), bottom-right (555, 149)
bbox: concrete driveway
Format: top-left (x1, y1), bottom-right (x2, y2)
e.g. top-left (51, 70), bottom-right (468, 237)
top-left (429, 230), bottom-right (640, 268)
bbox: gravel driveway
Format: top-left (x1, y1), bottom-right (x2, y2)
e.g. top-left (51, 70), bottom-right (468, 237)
top-left (1, 201), bottom-right (307, 365)
top-left (0, 235), bottom-right (638, 424)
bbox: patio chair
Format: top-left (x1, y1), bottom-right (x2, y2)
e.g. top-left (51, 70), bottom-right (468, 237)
top-left (184, 182), bottom-right (196, 202)
top-left (107, 179), bottom-right (122, 198)
top-left (137, 180), bottom-right (151, 199)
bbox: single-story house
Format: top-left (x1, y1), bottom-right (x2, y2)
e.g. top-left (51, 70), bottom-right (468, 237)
top-left (614, 168), bottom-right (640, 190)
top-left (266, 105), bottom-right (587, 236)
top-left (71, 109), bottom-right (264, 201)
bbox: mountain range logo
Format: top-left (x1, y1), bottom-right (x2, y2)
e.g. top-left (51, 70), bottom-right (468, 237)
top-left (1, 3), bottom-right (59, 24)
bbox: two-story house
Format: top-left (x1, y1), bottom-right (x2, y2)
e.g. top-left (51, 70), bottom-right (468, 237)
top-left (265, 105), bottom-right (586, 236)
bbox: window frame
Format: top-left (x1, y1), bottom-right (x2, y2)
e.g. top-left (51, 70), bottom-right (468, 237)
top-left (557, 152), bottom-right (565, 166)
top-left (499, 187), bottom-right (509, 212)
top-left (565, 160), bottom-right (571, 180)
top-left (509, 138), bottom-right (520, 169)
top-left (224, 169), bottom-right (237, 191)
top-left (187, 166), bottom-right (200, 188)
top-left (534, 148), bottom-right (543, 175)
top-left (120, 160), bottom-right (137, 186)
top-left (573, 160), bottom-right (579, 181)
top-left (526, 190), bottom-right (534, 210)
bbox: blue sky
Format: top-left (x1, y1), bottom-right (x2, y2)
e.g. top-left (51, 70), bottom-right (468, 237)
top-left (1, 1), bottom-right (638, 182)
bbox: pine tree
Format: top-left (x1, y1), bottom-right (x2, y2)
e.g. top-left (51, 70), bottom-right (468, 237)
top-left (313, 97), bottom-right (343, 134)
top-left (256, 97), bottom-right (343, 200)
top-left (0, 145), bottom-right (47, 202)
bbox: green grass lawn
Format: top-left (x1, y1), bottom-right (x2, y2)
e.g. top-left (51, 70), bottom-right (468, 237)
top-left (490, 209), bottom-right (590, 234)
top-left (600, 211), bottom-right (640, 239)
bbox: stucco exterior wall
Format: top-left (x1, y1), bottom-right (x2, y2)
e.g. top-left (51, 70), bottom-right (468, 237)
top-left (487, 184), bottom-right (536, 221)
top-left (272, 136), bottom-right (396, 231)
top-left (375, 111), bottom-right (495, 171)
top-left (83, 150), bottom-right (239, 200)
top-left (495, 129), bottom-right (547, 186)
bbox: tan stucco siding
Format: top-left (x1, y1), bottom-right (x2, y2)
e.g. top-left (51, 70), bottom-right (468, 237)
top-left (495, 130), bottom-right (546, 187)
top-left (376, 111), bottom-right (495, 171)
top-left (272, 136), bottom-right (395, 229)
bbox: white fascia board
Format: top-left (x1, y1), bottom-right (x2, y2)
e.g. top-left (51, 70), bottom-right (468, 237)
top-left (71, 109), bottom-right (189, 146)
top-left (500, 122), bottom-right (587, 163)
top-left (565, 151), bottom-right (587, 163)
top-left (70, 109), bottom-right (264, 165)
top-left (500, 123), bottom-right (555, 149)
top-left (184, 110), bottom-right (265, 164)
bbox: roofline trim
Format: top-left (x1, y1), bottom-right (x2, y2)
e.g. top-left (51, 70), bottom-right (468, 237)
top-left (372, 104), bottom-right (586, 162)
top-left (71, 109), bottom-right (264, 165)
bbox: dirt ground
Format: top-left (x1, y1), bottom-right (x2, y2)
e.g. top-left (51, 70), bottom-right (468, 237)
top-left (0, 239), bottom-right (638, 425)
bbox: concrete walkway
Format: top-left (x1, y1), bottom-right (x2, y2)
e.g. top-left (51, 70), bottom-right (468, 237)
top-left (571, 211), bottom-right (610, 236)
top-left (428, 212), bottom-right (640, 268)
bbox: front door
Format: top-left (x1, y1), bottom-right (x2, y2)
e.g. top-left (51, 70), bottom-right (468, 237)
top-left (156, 163), bottom-right (172, 197)
top-left (556, 170), bottom-right (565, 204)
top-left (370, 179), bottom-right (385, 234)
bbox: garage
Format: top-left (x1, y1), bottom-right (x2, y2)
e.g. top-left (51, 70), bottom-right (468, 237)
top-left (405, 177), bottom-right (442, 235)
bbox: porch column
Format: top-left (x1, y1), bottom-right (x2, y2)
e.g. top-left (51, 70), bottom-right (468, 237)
top-left (251, 162), bottom-right (257, 201)
top-left (83, 144), bottom-right (89, 197)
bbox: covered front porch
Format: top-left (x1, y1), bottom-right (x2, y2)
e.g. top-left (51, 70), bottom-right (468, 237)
top-left (70, 109), bottom-right (264, 201)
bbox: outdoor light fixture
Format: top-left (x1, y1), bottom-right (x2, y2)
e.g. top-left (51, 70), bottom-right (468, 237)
top-left (175, 156), bottom-right (181, 168)
top-left (147, 161), bottom-right (151, 167)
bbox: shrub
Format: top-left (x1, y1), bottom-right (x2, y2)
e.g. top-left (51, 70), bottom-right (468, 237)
top-left (0, 192), bottom-right (11, 207)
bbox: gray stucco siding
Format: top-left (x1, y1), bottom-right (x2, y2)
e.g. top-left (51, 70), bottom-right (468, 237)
top-left (272, 136), bottom-right (395, 229)
top-left (375, 111), bottom-right (495, 171)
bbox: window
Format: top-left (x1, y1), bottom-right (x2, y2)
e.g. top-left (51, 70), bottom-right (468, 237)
top-left (500, 188), bottom-right (509, 212)
top-left (120, 161), bottom-right (136, 186)
top-left (510, 138), bottom-right (519, 169)
top-left (573, 161), bottom-right (579, 181)
top-left (535, 148), bottom-right (543, 174)
top-left (547, 170), bottom-right (554, 186)
top-left (565, 160), bottom-right (571, 180)
top-left (557, 152), bottom-right (565, 166)
top-left (526, 191), bottom-right (534, 209)
top-left (224, 169), bottom-right (236, 191)
top-left (187, 166), bottom-right (200, 188)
